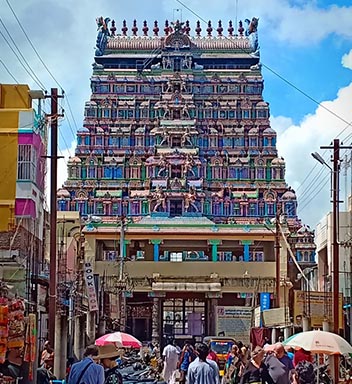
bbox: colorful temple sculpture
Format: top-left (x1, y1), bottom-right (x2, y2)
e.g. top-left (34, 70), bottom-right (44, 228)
top-left (58, 19), bottom-right (315, 343)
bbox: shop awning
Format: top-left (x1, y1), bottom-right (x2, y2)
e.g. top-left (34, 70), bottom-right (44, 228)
top-left (152, 282), bottom-right (221, 292)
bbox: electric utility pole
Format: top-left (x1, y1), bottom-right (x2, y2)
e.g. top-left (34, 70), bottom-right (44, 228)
top-left (45, 88), bottom-right (64, 346)
top-left (321, 139), bottom-right (352, 384)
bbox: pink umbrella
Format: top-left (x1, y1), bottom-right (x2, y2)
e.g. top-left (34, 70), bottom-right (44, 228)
top-left (95, 332), bottom-right (142, 348)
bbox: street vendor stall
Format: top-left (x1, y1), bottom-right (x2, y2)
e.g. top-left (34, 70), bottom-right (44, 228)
top-left (0, 293), bottom-right (36, 384)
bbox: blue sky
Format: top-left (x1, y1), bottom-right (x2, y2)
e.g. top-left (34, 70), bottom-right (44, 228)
top-left (0, 0), bottom-right (351, 229)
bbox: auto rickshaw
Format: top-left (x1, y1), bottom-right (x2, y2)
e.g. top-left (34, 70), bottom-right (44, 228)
top-left (203, 336), bottom-right (236, 376)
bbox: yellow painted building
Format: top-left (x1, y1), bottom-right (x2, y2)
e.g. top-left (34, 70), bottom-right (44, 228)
top-left (0, 84), bottom-right (31, 231)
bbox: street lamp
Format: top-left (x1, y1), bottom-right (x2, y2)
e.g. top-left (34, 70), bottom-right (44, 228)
top-left (311, 152), bottom-right (332, 170)
top-left (312, 142), bottom-right (343, 384)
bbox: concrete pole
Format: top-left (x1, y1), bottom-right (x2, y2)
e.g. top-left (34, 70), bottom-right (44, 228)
top-left (60, 316), bottom-right (68, 379)
top-left (322, 320), bottom-right (330, 332)
top-left (53, 314), bottom-right (61, 378)
top-left (271, 328), bottom-right (277, 344)
top-left (151, 297), bottom-right (160, 345)
top-left (74, 316), bottom-right (83, 360)
top-left (302, 317), bottom-right (311, 332)
top-left (86, 311), bottom-right (96, 345)
top-left (284, 326), bottom-right (291, 340)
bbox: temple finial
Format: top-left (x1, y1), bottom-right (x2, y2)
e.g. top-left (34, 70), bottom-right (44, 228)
top-left (143, 20), bottom-right (149, 36)
top-left (164, 20), bottom-right (170, 35)
top-left (195, 20), bottom-right (201, 37)
top-left (238, 20), bottom-right (244, 36)
top-left (110, 20), bottom-right (116, 36)
top-left (217, 20), bottom-right (223, 36)
top-left (153, 20), bottom-right (159, 36)
top-left (122, 20), bottom-right (128, 36)
top-left (207, 20), bottom-right (213, 37)
top-left (228, 20), bottom-right (234, 36)
top-left (132, 19), bottom-right (138, 36)
top-left (185, 20), bottom-right (190, 35)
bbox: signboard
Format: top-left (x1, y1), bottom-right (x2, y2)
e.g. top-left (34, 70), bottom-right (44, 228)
top-left (293, 290), bottom-right (343, 329)
top-left (216, 306), bottom-right (252, 344)
top-left (84, 262), bottom-right (99, 312)
top-left (254, 306), bottom-right (261, 327)
top-left (262, 307), bottom-right (289, 327)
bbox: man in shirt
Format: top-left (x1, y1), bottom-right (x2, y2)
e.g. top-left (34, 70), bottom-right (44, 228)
top-left (162, 338), bottom-right (179, 383)
top-left (68, 345), bottom-right (105, 384)
top-left (265, 343), bottom-right (294, 384)
top-left (187, 342), bottom-right (220, 384)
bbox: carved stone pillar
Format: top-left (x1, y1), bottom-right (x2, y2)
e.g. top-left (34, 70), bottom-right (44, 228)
top-left (119, 293), bottom-right (126, 332)
top-left (152, 297), bottom-right (160, 345)
top-left (208, 298), bottom-right (218, 336)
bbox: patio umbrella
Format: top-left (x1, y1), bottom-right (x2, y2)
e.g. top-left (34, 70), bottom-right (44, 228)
top-left (95, 331), bottom-right (142, 348)
top-left (283, 330), bottom-right (352, 355)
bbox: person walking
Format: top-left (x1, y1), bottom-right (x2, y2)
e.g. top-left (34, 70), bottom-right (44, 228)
top-left (162, 338), bottom-right (179, 383)
top-left (224, 344), bottom-right (244, 384)
top-left (187, 342), bottom-right (220, 384)
top-left (240, 346), bottom-right (273, 384)
top-left (68, 345), bottom-right (105, 384)
top-left (178, 340), bottom-right (196, 384)
top-left (97, 344), bottom-right (123, 384)
top-left (265, 343), bottom-right (293, 384)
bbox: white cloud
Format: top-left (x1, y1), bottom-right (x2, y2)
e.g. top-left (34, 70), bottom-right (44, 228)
top-left (45, 139), bottom-right (76, 206)
top-left (342, 49), bottom-right (352, 70)
top-left (57, 140), bottom-right (76, 189)
top-left (172, 0), bottom-right (352, 45)
top-left (272, 82), bottom-right (352, 227)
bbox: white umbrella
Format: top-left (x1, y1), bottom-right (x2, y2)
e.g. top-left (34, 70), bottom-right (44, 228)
top-left (283, 330), bottom-right (352, 355)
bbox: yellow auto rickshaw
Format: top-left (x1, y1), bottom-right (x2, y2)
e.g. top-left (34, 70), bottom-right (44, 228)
top-left (203, 336), bottom-right (236, 376)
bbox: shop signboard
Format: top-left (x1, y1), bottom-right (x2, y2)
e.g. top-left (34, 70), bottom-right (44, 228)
top-left (262, 307), bottom-right (289, 327)
top-left (293, 290), bottom-right (343, 329)
top-left (216, 306), bottom-right (252, 344)
top-left (84, 262), bottom-right (99, 312)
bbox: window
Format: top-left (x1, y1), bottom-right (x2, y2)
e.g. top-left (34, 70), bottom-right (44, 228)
top-left (112, 203), bottom-right (120, 215)
top-left (170, 252), bottom-right (183, 262)
top-left (162, 298), bottom-right (205, 337)
top-left (18, 145), bottom-right (36, 181)
top-left (96, 202), bottom-right (104, 215)
top-left (170, 200), bottom-right (182, 217)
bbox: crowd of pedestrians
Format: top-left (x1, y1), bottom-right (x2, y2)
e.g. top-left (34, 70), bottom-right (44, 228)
top-left (159, 337), bottom-right (316, 384)
top-left (37, 337), bottom-right (316, 384)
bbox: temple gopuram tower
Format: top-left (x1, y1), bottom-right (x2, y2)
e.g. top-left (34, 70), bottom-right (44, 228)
top-left (58, 18), bottom-right (316, 343)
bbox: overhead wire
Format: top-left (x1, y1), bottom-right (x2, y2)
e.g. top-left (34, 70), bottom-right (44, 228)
top-left (0, 17), bottom-right (46, 90)
top-left (0, 27), bottom-right (45, 90)
top-left (4, 0), bottom-right (78, 143)
top-left (175, 0), bottom-right (352, 218)
top-left (0, 58), bottom-right (18, 83)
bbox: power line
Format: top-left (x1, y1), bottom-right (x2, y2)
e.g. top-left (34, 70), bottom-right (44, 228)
top-left (5, 0), bottom-right (78, 141)
top-left (175, 0), bottom-right (352, 131)
top-left (0, 58), bottom-right (18, 83)
top-left (0, 17), bottom-right (46, 90)
top-left (175, 0), bottom-right (352, 201)
top-left (4, 0), bottom-right (62, 90)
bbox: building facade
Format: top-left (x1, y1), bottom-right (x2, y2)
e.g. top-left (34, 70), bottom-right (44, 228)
top-left (0, 84), bottom-right (48, 337)
top-left (316, 196), bottom-right (352, 331)
top-left (58, 19), bottom-right (314, 343)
